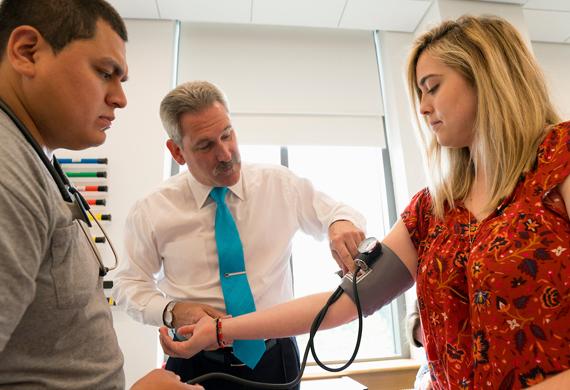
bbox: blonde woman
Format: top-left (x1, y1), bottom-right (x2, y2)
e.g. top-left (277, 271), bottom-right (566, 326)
top-left (159, 15), bottom-right (570, 389)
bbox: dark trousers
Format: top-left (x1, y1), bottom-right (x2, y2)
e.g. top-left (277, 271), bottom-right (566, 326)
top-left (166, 337), bottom-right (300, 390)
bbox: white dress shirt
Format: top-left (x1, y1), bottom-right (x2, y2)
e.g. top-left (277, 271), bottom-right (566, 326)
top-left (113, 163), bottom-right (365, 327)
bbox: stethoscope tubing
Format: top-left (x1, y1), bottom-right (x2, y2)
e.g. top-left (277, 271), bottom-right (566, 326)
top-left (0, 98), bottom-right (119, 275)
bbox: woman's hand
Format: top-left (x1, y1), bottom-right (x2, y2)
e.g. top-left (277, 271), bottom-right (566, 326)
top-left (159, 315), bottom-right (218, 359)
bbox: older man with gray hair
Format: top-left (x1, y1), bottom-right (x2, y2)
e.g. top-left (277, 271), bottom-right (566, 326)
top-left (114, 81), bottom-right (366, 389)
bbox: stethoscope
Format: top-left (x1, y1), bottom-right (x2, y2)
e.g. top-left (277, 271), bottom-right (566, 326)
top-left (0, 98), bottom-right (119, 277)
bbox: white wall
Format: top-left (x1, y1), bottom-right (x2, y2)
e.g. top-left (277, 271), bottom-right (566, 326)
top-left (376, 30), bottom-right (426, 211)
top-left (420, 0), bottom-right (530, 45)
top-left (178, 23), bottom-right (385, 147)
top-left (533, 42), bottom-right (570, 120)
top-left (59, 19), bottom-right (177, 388)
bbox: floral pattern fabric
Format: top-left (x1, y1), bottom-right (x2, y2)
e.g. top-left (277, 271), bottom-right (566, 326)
top-left (402, 122), bottom-right (570, 389)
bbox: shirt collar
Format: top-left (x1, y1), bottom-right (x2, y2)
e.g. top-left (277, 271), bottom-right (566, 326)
top-left (186, 169), bottom-right (245, 208)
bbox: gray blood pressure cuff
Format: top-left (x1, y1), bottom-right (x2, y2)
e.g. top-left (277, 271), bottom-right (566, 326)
top-left (340, 244), bottom-right (414, 317)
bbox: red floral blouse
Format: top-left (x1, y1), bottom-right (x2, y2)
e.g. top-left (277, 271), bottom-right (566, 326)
top-left (402, 122), bottom-right (570, 389)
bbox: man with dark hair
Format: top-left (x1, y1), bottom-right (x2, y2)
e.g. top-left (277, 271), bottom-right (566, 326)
top-left (0, 0), bottom-right (128, 56)
top-left (0, 0), bottom-right (199, 388)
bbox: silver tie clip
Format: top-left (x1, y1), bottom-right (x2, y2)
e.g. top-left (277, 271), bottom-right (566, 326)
top-left (224, 271), bottom-right (246, 278)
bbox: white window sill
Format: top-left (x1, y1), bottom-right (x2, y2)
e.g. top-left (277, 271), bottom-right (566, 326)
top-left (302, 358), bottom-right (421, 380)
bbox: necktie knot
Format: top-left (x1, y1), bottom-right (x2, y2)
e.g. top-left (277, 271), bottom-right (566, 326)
top-left (210, 187), bottom-right (228, 204)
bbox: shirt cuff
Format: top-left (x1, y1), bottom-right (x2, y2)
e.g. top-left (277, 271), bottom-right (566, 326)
top-left (330, 214), bottom-right (366, 232)
top-left (143, 295), bottom-right (172, 327)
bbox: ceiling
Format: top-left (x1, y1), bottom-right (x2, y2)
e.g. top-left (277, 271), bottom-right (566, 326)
top-left (107, 0), bottom-right (570, 44)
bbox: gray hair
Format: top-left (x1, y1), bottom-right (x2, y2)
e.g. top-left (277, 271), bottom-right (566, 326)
top-left (159, 80), bottom-right (230, 146)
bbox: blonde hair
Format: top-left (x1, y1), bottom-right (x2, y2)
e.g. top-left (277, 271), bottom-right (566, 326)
top-left (407, 15), bottom-right (560, 218)
top-left (159, 81), bottom-right (229, 146)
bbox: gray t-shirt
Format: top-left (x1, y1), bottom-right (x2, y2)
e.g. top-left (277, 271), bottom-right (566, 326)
top-left (0, 110), bottom-right (124, 389)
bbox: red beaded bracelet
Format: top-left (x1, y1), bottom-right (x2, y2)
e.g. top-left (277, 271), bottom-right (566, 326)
top-left (215, 317), bottom-right (226, 348)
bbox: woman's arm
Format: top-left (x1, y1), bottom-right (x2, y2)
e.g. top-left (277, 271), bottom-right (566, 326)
top-left (382, 219), bottom-right (419, 278)
top-left (159, 219), bottom-right (419, 359)
top-left (558, 175), bottom-right (570, 217)
top-left (159, 291), bottom-right (357, 358)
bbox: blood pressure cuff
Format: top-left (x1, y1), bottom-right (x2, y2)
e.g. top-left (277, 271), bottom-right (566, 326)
top-left (340, 244), bottom-right (414, 317)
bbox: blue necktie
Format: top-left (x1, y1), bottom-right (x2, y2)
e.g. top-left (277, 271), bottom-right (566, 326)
top-left (210, 187), bottom-right (265, 368)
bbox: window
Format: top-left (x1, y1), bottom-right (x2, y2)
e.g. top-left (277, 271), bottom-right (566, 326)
top-left (176, 21), bottom-right (404, 364)
top-left (241, 144), bottom-right (403, 362)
